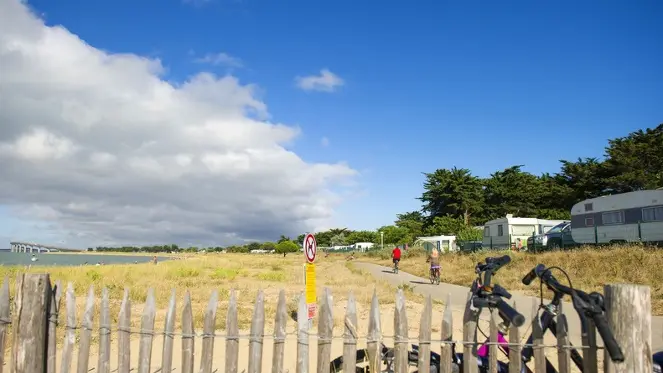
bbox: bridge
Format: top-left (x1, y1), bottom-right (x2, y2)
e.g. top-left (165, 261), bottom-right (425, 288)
top-left (9, 241), bottom-right (82, 253)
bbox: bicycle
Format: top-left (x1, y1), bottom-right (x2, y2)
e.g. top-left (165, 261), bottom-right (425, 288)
top-left (520, 264), bottom-right (663, 372)
top-left (392, 259), bottom-right (399, 274)
top-left (429, 265), bottom-right (441, 285)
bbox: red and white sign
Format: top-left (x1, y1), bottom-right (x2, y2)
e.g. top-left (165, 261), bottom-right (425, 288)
top-left (304, 233), bottom-right (317, 263)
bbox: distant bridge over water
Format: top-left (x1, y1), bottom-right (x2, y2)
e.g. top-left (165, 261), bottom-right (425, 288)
top-left (9, 241), bottom-right (82, 253)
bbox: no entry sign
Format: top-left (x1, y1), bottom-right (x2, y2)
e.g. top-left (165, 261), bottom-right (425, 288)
top-left (304, 233), bottom-right (317, 263)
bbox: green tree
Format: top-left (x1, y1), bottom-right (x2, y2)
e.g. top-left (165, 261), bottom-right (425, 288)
top-left (455, 225), bottom-right (483, 242)
top-left (277, 235), bottom-right (291, 244)
top-left (420, 167), bottom-right (484, 226)
top-left (482, 165), bottom-right (542, 220)
top-left (376, 225), bottom-right (411, 246)
top-left (603, 123), bottom-right (663, 192)
top-left (246, 242), bottom-right (262, 252)
top-left (346, 230), bottom-right (378, 244)
top-left (330, 233), bottom-right (347, 246)
top-left (261, 242), bottom-right (277, 251)
top-left (556, 158), bottom-right (609, 202)
top-left (275, 240), bottom-right (300, 255)
top-left (422, 215), bottom-right (466, 236)
top-left (395, 211), bottom-right (425, 238)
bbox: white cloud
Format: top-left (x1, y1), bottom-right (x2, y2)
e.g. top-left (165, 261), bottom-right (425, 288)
top-left (321, 137), bottom-right (330, 147)
top-left (194, 52), bottom-right (243, 68)
top-left (295, 69), bottom-right (344, 92)
top-left (0, 0), bottom-right (358, 247)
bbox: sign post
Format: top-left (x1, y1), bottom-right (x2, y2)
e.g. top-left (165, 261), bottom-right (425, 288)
top-left (303, 233), bottom-right (317, 324)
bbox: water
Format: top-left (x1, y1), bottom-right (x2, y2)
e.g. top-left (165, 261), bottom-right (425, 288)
top-left (0, 251), bottom-right (171, 267)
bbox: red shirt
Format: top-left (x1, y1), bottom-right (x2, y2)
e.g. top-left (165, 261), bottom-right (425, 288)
top-left (392, 247), bottom-right (401, 260)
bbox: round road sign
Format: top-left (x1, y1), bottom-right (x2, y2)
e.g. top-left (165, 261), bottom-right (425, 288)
top-left (304, 233), bottom-right (317, 263)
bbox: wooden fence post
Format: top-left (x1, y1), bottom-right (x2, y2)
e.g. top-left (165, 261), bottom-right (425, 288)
top-left (604, 284), bottom-right (652, 373)
top-left (11, 273), bottom-right (52, 373)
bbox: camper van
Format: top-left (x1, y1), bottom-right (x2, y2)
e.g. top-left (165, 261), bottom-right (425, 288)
top-left (483, 214), bottom-right (567, 250)
top-left (570, 189), bottom-right (663, 245)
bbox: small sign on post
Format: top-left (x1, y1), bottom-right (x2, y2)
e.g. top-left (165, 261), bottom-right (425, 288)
top-left (303, 233), bottom-right (317, 323)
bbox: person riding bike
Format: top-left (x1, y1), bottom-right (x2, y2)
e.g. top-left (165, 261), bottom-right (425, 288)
top-left (392, 246), bottom-right (401, 270)
top-left (426, 248), bottom-right (441, 278)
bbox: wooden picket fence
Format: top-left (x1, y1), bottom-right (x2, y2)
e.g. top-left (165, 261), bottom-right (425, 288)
top-left (0, 273), bottom-right (653, 373)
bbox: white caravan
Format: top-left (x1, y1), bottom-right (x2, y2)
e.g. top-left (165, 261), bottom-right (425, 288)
top-left (483, 214), bottom-right (567, 250)
top-left (416, 235), bottom-right (458, 253)
top-left (570, 189), bottom-right (663, 245)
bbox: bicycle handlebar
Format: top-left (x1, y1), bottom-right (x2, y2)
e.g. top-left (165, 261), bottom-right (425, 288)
top-left (521, 264), bottom-right (625, 363)
top-left (476, 255), bottom-right (511, 287)
top-left (471, 255), bottom-right (526, 327)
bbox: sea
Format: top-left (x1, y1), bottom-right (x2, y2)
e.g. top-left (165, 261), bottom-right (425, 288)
top-left (0, 250), bottom-right (171, 267)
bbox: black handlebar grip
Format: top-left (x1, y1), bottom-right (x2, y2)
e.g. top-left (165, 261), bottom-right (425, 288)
top-left (522, 264), bottom-right (546, 285)
top-left (497, 255), bottom-right (511, 266)
top-left (495, 299), bottom-right (526, 327)
top-left (592, 313), bottom-right (625, 362)
top-left (522, 268), bottom-right (537, 285)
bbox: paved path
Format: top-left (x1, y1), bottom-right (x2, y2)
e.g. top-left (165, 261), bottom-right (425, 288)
top-left (354, 262), bottom-right (663, 352)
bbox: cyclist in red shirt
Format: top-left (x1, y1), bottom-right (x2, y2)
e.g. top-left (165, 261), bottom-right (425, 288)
top-left (392, 246), bottom-right (402, 271)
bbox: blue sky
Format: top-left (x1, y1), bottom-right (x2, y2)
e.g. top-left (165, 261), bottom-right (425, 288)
top-left (2, 0), bottom-right (662, 247)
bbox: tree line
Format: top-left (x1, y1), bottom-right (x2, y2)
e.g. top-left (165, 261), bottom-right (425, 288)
top-left (93, 124), bottom-right (662, 252)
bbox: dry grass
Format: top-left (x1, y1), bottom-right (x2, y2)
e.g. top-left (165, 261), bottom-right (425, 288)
top-left (362, 245), bottom-right (663, 315)
top-left (0, 253), bottom-right (423, 349)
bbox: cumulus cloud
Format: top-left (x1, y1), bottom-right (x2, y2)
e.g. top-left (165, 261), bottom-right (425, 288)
top-left (295, 69), bottom-right (344, 92)
top-left (0, 0), bottom-right (358, 248)
top-left (194, 52), bottom-right (243, 68)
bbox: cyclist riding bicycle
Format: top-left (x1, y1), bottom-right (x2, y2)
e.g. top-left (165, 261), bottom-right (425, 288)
top-left (426, 248), bottom-right (441, 276)
top-left (392, 246), bottom-right (401, 269)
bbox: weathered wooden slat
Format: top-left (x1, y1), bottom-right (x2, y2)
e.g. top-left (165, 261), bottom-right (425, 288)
top-left (47, 280), bottom-right (62, 373)
top-left (76, 286), bottom-right (95, 373)
top-left (161, 289), bottom-right (177, 373)
top-left (97, 287), bottom-right (111, 373)
top-left (508, 301), bottom-right (522, 373)
top-left (117, 288), bottom-right (131, 373)
top-left (604, 284), bottom-right (652, 373)
top-left (317, 288), bottom-right (333, 373)
top-left (582, 319), bottom-right (598, 373)
top-left (556, 301), bottom-right (570, 373)
top-left (11, 273), bottom-right (51, 373)
top-left (342, 292), bottom-right (358, 373)
top-left (181, 291), bottom-right (194, 373)
top-left (60, 283), bottom-right (77, 373)
top-left (248, 290), bottom-right (265, 373)
top-left (366, 289), bottom-right (382, 373)
top-left (393, 289), bottom-right (408, 373)
top-left (531, 299), bottom-right (545, 373)
top-left (488, 310), bottom-right (498, 373)
top-left (225, 289), bottom-right (239, 373)
top-left (296, 293), bottom-right (309, 373)
top-left (137, 288), bottom-right (157, 373)
top-left (0, 277), bottom-right (11, 373)
top-left (439, 294), bottom-right (453, 373)
top-left (417, 295), bottom-right (432, 373)
top-left (272, 289), bottom-right (287, 373)
top-left (462, 291), bottom-right (478, 373)
top-left (199, 290), bottom-right (219, 373)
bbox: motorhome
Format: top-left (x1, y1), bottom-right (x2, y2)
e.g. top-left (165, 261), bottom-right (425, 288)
top-left (482, 214), bottom-right (567, 250)
top-left (570, 189), bottom-right (663, 245)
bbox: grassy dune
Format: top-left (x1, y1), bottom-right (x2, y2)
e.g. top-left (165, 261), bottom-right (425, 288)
top-left (0, 253), bottom-right (420, 348)
top-left (361, 245), bottom-right (663, 315)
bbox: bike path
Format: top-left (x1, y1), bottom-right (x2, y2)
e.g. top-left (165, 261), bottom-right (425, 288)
top-left (354, 262), bottom-right (663, 352)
